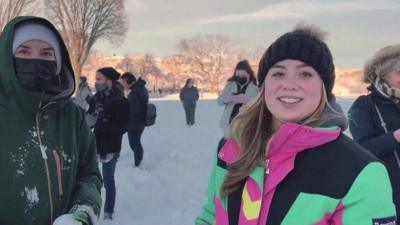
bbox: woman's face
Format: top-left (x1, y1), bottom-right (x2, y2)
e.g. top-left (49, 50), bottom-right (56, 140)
top-left (264, 59), bottom-right (323, 128)
top-left (383, 67), bottom-right (400, 89)
top-left (120, 78), bottom-right (131, 90)
top-left (95, 72), bottom-right (112, 86)
top-left (14, 40), bottom-right (56, 61)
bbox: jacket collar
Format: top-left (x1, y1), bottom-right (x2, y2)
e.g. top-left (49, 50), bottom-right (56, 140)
top-left (369, 84), bottom-right (398, 105)
top-left (219, 123), bottom-right (341, 193)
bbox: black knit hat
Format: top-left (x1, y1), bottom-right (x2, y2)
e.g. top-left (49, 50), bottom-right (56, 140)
top-left (97, 67), bottom-right (121, 81)
top-left (258, 24), bottom-right (335, 99)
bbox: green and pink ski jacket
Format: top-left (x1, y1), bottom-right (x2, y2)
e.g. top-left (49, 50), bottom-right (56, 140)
top-left (196, 123), bottom-right (396, 225)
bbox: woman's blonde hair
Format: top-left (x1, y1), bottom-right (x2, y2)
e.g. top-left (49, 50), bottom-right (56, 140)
top-left (220, 83), bottom-right (328, 197)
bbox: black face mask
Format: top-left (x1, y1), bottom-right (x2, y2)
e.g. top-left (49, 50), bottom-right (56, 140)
top-left (237, 77), bottom-right (248, 85)
top-left (14, 58), bottom-right (62, 95)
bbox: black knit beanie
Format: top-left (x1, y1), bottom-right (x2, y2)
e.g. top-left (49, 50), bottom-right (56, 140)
top-left (97, 67), bottom-right (121, 81)
top-left (258, 24), bottom-right (335, 99)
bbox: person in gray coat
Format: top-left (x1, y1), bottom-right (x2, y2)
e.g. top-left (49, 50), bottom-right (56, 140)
top-left (180, 78), bottom-right (199, 126)
top-left (73, 76), bottom-right (92, 110)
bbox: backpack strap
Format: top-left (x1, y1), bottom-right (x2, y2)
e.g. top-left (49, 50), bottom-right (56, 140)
top-left (217, 138), bottom-right (228, 169)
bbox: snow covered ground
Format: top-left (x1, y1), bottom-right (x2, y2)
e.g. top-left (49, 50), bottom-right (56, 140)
top-left (97, 96), bottom-right (356, 225)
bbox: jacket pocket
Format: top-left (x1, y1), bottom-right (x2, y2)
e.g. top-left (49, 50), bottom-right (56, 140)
top-left (52, 150), bottom-right (64, 202)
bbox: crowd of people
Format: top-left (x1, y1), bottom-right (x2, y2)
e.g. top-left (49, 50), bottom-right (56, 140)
top-left (1, 15), bottom-right (400, 225)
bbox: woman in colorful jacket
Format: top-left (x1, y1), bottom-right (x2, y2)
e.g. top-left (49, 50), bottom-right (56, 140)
top-left (196, 25), bottom-right (396, 225)
top-left (349, 44), bottom-right (400, 218)
top-left (0, 17), bottom-right (101, 225)
top-left (217, 60), bottom-right (259, 135)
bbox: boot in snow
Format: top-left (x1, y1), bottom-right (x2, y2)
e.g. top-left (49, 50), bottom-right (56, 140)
top-left (104, 212), bottom-right (113, 220)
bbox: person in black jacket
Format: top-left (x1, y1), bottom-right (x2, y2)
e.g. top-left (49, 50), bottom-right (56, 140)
top-left (88, 67), bottom-right (129, 220)
top-left (180, 78), bottom-right (199, 126)
top-left (349, 44), bottom-right (400, 217)
top-left (121, 72), bottom-right (149, 167)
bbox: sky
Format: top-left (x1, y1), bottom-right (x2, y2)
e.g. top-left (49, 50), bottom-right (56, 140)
top-left (95, 0), bottom-right (400, 68)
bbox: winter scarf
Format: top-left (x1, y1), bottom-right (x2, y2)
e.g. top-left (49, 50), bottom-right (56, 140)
top-left (374, 78), bottom-right (400, 104)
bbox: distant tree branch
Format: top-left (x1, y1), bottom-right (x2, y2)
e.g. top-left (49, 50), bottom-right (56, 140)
top-left (45, 0), bottom-right (128, 78)
top-left (0, 0), bottom-right (37, 32)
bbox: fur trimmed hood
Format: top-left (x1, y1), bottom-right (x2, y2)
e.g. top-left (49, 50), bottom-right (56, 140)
top-left (363, 44), bottom-right (400, 83)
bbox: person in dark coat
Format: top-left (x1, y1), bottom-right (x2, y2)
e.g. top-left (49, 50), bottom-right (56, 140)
top-left (88, 67), bottom-right (129, 220)
top-left (180, 78), bottom-right (199, 126)
top-left (121, 72), bottom-right (149, 167)
top-left (349, 44), bottom-right (400, 218)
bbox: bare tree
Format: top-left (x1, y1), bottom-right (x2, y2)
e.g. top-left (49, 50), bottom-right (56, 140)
top-left (46, 0), bottom-right (128, 79)
top-left (132, 54), bottom-right (158, 78)
top-left (136, 54), bottom-right (162, 92)
top-left (236, 47), bottom-right (265, 75)
top-left (81, 50), bottom-right (116, 87)
top-left (161, 54), bottom-right (189, 91)
top-left (0, 0), bottom-right (37, 32)
top-left (116, 54), bottom-right (134, 73)
top-left (119, 54), bottom-right (162, 92)
top-left (177, 34), bottom-right (237, 93)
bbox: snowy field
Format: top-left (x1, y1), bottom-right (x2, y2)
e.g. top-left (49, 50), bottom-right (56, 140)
top-left (97, 96), bottom-right (356, 225)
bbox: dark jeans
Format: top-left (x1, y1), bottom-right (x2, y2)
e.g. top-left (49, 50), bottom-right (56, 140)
top-left (128, 128), bottom-right (144, 166)
top-left (102, 155), bottom-right (118, 213)
top-left (183, 104), bottom-right (196, 125)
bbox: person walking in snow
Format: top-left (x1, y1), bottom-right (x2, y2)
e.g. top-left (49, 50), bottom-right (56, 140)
top-left (120, 72), bottom-right (149, 167)
top-left (349, 44), bottom-right (400, 218)
top-left (196, 24), bottom-right (396, 225)
top-left (87, 67), bottom-right (129, 220)
top-left (180, 78), bottom-right (199, 126)
top-left (73, 76), bottom-right (93, 111)
top-left (217, 60), bottom-right (259, 136)
top-left (0, 16), bottom-right (102, 225)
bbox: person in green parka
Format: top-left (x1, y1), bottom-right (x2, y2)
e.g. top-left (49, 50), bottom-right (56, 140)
top-left (0, 17), bottom-right (102, 225)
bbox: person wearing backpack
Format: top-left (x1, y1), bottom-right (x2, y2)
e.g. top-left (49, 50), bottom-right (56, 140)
top-left (121, 72), bottom-right (149, 167)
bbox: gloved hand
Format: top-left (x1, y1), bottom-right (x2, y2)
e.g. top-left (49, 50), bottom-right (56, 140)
top-left (232, 94), bottom-right (251, 104)
top-left (222, 94), bottom-right (235, 103)
top-left (53, 214), bottom-right (82, 225)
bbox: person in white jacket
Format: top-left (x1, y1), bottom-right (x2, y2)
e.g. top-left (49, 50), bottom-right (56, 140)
top-left (217, 60), bottom-right (259, 135)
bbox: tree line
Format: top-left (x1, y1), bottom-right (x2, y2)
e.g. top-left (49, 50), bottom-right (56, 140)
top-left (1, 0), bottom-right (262, 93)
top-left (1, 0), bottom-right (127, 85)
top-left (0, 0), bottom-right (366, 95)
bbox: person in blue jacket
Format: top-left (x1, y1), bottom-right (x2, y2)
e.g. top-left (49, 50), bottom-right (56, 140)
top-left (349, 44), bottom-right (400, 218)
